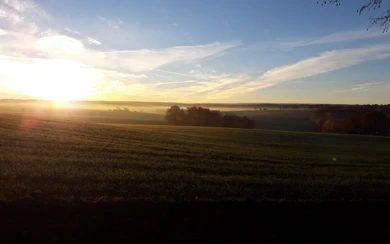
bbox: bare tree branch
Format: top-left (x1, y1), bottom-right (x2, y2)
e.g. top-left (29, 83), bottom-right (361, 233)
top-left (317, 0), bottom-right (389, 32)
top-left (369, 9), bottom-right (390, 32)
top-left (357, 0), bottom-right (383, 15)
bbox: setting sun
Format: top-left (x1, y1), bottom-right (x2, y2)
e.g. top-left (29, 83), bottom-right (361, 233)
top-left (7, 59), bottom-right (96, 101)
top-left (30, 79), bottom-right (92, 101)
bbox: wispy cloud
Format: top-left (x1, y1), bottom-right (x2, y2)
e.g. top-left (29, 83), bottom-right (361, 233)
top-left (99, 41), bottom-right (241, 73)
top-left (87, 37), bottom-right (102, 45)
top-left (98, 16), bottom-right (121, 29)
top-left (333, 82), bottom-right (386, 93)
top-left (0, 0), bottom-right (48, 17)
top-left (196, 45), bottom-right (390, 100)
top-left (1, 30), bottom-right (240, 72)
top-left (65, 27), bottom-right (79, 34)
top-left (351, 82), bottom-right (385, 90)
top-left (0, 0), bottom-right (46, 34)
top-left (281, 30), bottom-right (389, 49)
top-left (192, 74), bottom-right (252, 96)
top-left (258, 46), bottom-right (390, 85)
top-left (152, 69), bottom-right (195, 78)
top-left (155, 80), bottom-right (198, 86)
top-left (160, 9), bottom-right (170, 14)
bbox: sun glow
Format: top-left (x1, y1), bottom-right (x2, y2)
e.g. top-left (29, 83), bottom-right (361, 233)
top-left (6, 58), bottom-right (98, 101)
top-left (17, 79), bottom-right (93, 101)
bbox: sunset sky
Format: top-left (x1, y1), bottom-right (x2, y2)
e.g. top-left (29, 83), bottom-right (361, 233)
top-left (1, 0), bottom-right (390, 103)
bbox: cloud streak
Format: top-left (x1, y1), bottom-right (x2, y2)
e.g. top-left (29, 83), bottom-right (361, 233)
top-left (98, 16), bottom-right (121, 29)
top-left (87, 37), bottom-right (102, 45)
top-left (259, 46), bottom-right (390, 84)
top-left (333, 82), bottom-right (386, 93)
top-left (281, 30), bottom-right (389, 49)
top-left (65, 27), bottom-right (79, 34)
top-left (100, 41), bottom-right (241, 72)
top-left (200, 45), bottom-right (390, 100)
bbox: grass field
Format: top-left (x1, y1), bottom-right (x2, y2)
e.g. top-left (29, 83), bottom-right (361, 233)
top-left (1, 113), bottom-right (390, 242)
top-left (1, 113), bottom-right (389, 203)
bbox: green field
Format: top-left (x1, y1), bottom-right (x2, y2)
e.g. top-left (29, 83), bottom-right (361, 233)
top-left (1, 113), bottom-right (389, 203)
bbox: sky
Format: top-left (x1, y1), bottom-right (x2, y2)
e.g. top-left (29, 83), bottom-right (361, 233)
top-left (0, 0), bottom-right (390, 104)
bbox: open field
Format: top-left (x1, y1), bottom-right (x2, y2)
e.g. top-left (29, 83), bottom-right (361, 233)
top-left (1, 114), bottom-right (389, 203)
top-left (1, 114), bottom-right (390, 241)
top-left (0, 104), bottom-right (165, 124)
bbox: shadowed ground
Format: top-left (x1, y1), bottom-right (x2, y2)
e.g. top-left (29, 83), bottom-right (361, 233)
top-left (1, 201), bottom-right (389, 242)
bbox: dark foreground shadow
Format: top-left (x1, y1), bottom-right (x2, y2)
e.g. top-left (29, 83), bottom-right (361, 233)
top-left (0, 201), bottom-right (389, 243)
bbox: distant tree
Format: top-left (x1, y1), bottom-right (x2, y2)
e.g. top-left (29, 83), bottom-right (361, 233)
top-left (222, 114), bottom-right (236, 128)
top-left (317, 0), bottom-right (390, 32)
top-left (209, 110), bottom-right (222, 126)
top-left (311, 108), bottom-right (330, 129)
top-left (343, 113), bottom-right (364, 134)
top-left (186, 106), bottom-right (199, 125)
top-left (241, 116), bottom-right (255, 128)
top-left (360, 111), bottom-right (390, 135)
top-left (384, 104), bottom-right (390, 116)
top-left (165, 105), bottom-right (186, 125)
top-left (198, 107), bottom-right (211, 126)
top-left (311, 105), bottom-right (389, 135)
top-left (322, 119), bottom-right (340, 133)
top-left (164, 105), bottom-right (255, 129)
top-left (222, 114), bottom-right (255, 129)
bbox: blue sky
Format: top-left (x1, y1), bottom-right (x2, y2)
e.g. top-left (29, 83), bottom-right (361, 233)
top-left (0, 0), bottom-right (390, 103)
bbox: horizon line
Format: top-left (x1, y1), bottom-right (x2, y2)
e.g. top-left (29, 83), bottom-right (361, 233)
top-left (0, 99), bottom-right (388, 106)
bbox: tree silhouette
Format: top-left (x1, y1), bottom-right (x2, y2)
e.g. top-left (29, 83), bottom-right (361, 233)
top-left (343, 113), bottom-right (364, 134)
top-left (311, 105), bottom-right (390, 136)
top-left (361, 111), bottom-right (390, 135)
top-left (322, 119), bottom-right (339, 133)
top-left (318, 0), bottom-right (389, 32)
top-left (165, 105), bottom-right (185, 125)
top-left (164, 106), bottom-right (255, 129)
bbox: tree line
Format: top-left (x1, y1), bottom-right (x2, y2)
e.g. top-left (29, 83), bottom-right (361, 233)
top-left (311, 105), bottom-right (390, 135)
top-left (165, 105), bottom-right (255, 129)
top-left (108, 107), bottom-right (131, 112)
